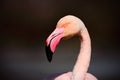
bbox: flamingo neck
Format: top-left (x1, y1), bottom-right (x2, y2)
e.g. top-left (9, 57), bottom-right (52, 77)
top-left (71, 27), bottom-right (91, 80)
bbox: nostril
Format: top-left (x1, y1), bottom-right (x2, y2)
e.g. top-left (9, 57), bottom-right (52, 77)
top-left (51, 34), bottom-right (56, 37)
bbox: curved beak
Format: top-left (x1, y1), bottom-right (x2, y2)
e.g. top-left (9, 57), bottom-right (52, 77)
top-left (45, 27), bottom-right (64, 62)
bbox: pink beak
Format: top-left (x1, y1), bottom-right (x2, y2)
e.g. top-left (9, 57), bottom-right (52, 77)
top-left (45, 27), bottom-right (64, 62)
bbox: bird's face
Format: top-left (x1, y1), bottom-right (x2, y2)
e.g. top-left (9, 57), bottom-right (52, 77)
top-left (57, 15), bottom-right (81, 39)
top-left (45, 15), bottom-right (83, 62)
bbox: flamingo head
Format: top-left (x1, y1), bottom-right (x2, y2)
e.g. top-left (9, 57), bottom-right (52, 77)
top-left (45, 15), bottom-right (85, 62)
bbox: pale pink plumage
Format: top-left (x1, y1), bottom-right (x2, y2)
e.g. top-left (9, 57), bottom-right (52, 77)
top-left (45, 15), bottom-right (97, 80)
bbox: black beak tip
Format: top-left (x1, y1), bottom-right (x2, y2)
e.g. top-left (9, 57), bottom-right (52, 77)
top-left (45, 45), bottom-right (53, 62)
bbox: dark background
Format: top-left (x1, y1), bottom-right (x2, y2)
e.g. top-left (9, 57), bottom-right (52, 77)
top-left (1, 0), bottom-right (120, 80)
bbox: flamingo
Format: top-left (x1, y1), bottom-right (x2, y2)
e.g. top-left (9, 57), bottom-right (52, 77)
top-left (45, 15), bottom-right (97, 80)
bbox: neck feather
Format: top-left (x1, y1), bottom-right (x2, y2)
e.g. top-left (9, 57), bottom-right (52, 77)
top-left (71, 27), bottom-right (91, 80)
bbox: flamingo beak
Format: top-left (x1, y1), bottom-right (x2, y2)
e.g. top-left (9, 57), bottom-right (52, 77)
top-left (45, 27), bottom-right (64, 62)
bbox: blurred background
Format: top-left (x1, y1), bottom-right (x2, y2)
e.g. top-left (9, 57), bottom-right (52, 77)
top-left (1, 0), bottom-right (120, 80)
